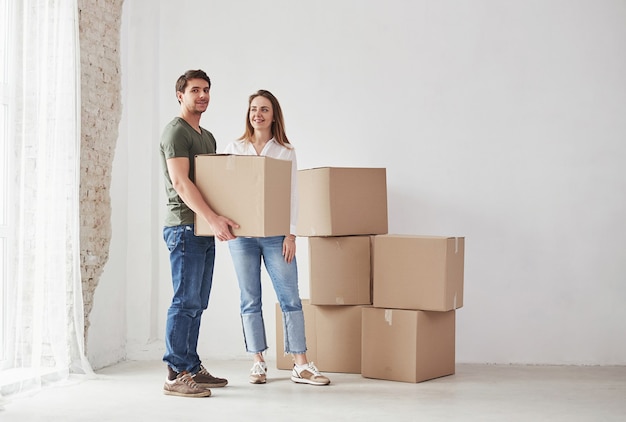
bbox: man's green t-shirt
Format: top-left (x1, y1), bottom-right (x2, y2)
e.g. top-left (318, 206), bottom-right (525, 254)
top-left (160, 117), bottom-right (217, 226)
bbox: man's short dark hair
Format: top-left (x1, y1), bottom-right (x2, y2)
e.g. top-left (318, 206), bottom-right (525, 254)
top-left (175, 69), bottom-right (211, 96)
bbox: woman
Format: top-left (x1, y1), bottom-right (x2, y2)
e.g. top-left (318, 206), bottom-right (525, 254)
top-left (224, 90), bottom-right (330, 386)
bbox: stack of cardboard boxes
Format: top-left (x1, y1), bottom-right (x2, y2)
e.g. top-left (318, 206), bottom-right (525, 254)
top-left (364, 234), bottom-right (464, 382)
top-left (276, 167), bottom-right (387, 374)
top-left (276, 167), bottom-right (465, 383)
top-left (192, 156), bottom-right (465, 383)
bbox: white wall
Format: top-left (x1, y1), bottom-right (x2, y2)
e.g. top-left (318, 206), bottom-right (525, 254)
top-left (88, 0), bottom-right (626, 369)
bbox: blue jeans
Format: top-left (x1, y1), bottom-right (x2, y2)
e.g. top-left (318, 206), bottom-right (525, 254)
top-left (228, 236), bottom-right (306, 355)
top-left (162, 225), bottom-right (215, 374)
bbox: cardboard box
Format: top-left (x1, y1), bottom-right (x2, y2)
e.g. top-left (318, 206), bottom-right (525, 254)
top-left (373, 235), bottom-right (464, 311)
top-left (296, 167), bottom-right (388, 236)
top-left (276, 301), bottom-right (363, 373)
top-left (194, 154), bottom-right (291, 237)
top-left (361, 307), bottom-right (455, 383)
top-left (308, 236), bottom-right (372, 305)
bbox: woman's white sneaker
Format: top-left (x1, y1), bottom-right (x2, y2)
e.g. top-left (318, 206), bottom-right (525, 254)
top-left (291, 362), bottom-right (330, 386)
top-left (249, 361), bottom-right (267, 384)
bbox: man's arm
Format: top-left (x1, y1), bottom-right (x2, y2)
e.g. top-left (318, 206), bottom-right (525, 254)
top-left (166, 157), bottom-right (238, 241)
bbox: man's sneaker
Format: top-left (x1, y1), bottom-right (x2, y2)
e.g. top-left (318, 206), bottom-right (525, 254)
top-left (249, 361), bottom-right (267, 384)
top-left (193, 365), bottom-right (228, 388)
top-left (163, 372), bottom-right (211, 397)
top-left (291, 362), bottom-right (330, 386)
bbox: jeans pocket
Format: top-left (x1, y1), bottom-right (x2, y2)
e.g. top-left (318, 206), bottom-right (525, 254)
top-left (163, 226), bottom-right (184, 252)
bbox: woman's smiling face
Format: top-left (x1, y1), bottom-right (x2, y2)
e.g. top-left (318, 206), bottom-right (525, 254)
top-left (249, 96), bottom-right (273, 132)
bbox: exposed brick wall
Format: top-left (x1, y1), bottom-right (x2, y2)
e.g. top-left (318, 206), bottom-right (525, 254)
top-left (78, 0), bottom-right (124, 345)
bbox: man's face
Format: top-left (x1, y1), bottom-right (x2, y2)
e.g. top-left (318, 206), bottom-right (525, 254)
top-left (177, 78), bottom-right (210, 114)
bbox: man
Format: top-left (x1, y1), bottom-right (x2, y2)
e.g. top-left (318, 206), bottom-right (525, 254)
top-left (159, 69), bottom-right (238, 398)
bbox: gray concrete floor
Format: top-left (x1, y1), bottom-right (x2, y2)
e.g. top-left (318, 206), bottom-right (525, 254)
top-left (1, 359), bottom-right (625, 421)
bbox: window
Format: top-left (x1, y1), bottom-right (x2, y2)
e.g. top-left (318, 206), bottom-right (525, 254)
top-left (0, 1), bottom-right (91, 396)
top-left (0, 0), bottom-right (11, 362)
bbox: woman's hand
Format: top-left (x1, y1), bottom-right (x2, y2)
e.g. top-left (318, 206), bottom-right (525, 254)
top-left (283, 234), bottom-right (296, 263)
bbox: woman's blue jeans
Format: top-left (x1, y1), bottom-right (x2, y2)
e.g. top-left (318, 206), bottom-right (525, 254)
top-left (162, 225), bottom-right (215, 374)
top-left (228, 235), bottom-right (306, 355)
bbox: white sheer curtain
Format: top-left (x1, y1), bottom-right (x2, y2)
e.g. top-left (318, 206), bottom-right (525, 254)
top-left (0, 0), bottom-right (92, 398)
